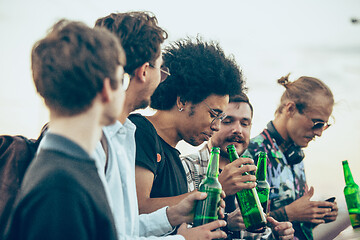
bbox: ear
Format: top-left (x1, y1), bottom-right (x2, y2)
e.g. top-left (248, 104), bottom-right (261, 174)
top-left (100, 78), bottom-right (113, 103)
top-left (176, 96), bottom-right (186, 111)
top-left (285, 101), bottom-right (297, 117)
top-left (133, 62), bottom-right (150, 83)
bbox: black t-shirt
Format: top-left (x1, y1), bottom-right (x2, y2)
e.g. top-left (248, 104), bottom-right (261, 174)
top-left (129, 113), bottom-right (188, 198)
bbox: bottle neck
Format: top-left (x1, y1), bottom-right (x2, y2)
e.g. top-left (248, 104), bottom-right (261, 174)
top-left (207, 150), bottom-right (220, 178)
top-left (343, 161), bottom-right (355, 185)
top-left (256, 152), bottom-right (267, 181)
top-left (227, 147), bottom-right (239, 163)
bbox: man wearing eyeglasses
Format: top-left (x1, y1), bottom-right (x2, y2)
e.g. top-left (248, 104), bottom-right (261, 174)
top-left (93, 12), bottom-right (228, 240)
top-left (182, 93), bottom-right (295, 240)
top-left (245, 74), bottom-right (338, 240)
top-left (130, 38), bottom-right (244, 215)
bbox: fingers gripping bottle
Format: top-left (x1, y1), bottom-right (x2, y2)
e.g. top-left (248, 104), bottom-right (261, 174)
top-left (193, 147), bottom-right (222, 227)
top-left (227, 144), bottom-right (266, 232)
top-left (342, 160), bottom-right (360, 228)
top-left (255, 152), bottom-right (270, 214)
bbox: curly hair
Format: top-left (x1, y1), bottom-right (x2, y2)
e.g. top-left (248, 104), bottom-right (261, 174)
top-left (95, 11), bottom-right (168, 75)
top-left (150, 38), bottom-right (245, 110)
top-left (32, 19), bottom-right (125, 116)
top-left (276, 73), bottom-right (334, 114)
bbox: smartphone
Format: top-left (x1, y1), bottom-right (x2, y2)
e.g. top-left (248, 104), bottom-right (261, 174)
top-left (325, 197), bottom-right (336, 203)
top-left (319, 197), bottom-right (336, 208)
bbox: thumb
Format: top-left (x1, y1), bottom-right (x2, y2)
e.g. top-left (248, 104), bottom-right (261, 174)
top-left (266, 216), bottom-right (279, 228)
top-left (188, 191), bottom-right (207, 202)
top-left (304, 186), bottom-right (314, 200)
top-left (178, 223), bottom-right (188, 232)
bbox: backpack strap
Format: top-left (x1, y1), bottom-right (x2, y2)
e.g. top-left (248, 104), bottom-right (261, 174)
top-left (100, 131), bottom-right (109, 173)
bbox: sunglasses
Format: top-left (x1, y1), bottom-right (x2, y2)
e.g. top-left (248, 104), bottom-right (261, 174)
top-left (204, 102), bottom-right (227, 125)
top-left (301, 112), bottom-right (332, 131)
top-left (149, 63), bottom-right (171, 82)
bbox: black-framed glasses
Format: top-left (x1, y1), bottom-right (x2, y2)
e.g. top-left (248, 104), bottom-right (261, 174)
top-left (122, 73), bottom-right (130, 91)
top-left (204, 102), bottom-right (227, 125)
top-left (301, 112), bottom-right (332, 131)
top-left (149, 63), bottom-right (170, 82)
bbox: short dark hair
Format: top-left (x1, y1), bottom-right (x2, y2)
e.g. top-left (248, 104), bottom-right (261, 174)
top-left (229, 93), bottom-right (253, 117)
top-left (150, 38), bottom-right (245, 110)
top-left (31, 19), bottom-right (125, 116)
top-left (95, 12), bottom-right (168, 75)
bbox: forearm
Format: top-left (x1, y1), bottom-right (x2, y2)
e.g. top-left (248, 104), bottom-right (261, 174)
top-left (139, 193), bottom-right (191, 215)
top-left (269, 207), bottom-right (289, 222)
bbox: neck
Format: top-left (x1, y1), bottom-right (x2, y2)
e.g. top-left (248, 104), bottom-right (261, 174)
top-left (272, 117), bottom-right (292, 150)
top-left (147, 110), bottom-right (181, 147)
top-left (48, 110), bottom-right (102, 154)
top-left (118, 92), bottom-right (134, 124)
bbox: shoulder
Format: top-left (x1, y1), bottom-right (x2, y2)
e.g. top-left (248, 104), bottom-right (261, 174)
top-left (129, 113), bottom-right (150, 128)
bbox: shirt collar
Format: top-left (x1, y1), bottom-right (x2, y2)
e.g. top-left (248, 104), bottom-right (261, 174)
top-left (39, 132), bottom-right (91, 160)
top-left (103, 118), bottom-right (136, 138)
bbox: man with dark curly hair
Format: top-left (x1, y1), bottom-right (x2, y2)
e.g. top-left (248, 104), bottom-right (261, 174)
top-left (129, 38), bottom-right (245, 214)
top-left (94, 13), bottom-right (227, 240)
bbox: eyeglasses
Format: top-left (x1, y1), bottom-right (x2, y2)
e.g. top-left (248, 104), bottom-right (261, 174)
top-left (204, 102), bottom-right (227, 125)
top-left (301, 112), bottom-right (332, 131)
top-left (121, 73), bottom-right (130, 91)
top-left (149, 63), bottom-right (171, 82)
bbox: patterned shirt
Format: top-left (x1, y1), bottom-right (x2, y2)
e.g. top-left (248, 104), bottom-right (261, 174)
top-left (245, 123), bottom-right (312, 240)
top-left (181, 145), bottom-right (274, 240)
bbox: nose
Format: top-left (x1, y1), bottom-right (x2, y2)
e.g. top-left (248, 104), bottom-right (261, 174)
top-left (313, 128), bottom-right (324, 137)
top-left (232, 122), bottom-right (244, 134)
top-left (210, 119), bottom-right (221, 131)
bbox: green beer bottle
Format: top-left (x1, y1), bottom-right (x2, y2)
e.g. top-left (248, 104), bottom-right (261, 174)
top-left (255, 152), bottom-right (270, 214)
top-left (227, 144), bottom-right (266, 232)
top-left (342, 160), bottom-right (360, 228)
top-left (193, 147), bottom-right (222, 227)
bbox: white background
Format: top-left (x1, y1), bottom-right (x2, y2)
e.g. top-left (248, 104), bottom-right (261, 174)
top-left (1, 0), bottom-right (359, 237)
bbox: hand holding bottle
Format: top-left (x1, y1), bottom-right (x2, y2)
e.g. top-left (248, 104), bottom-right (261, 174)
top-left (177, 220), bottom-right (227, 240)
top-left (218, 156), bottom-right (257, 196)
top-left (266, 216), bottom-right (294, 240)
top-left (166, 190), bottom-right (226, 227)
top-left (284, 186), bottom-right (334, 224)
top-left (226, 208), bottom-right (246, 231)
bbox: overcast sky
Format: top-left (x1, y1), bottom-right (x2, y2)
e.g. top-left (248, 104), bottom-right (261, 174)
top-left (1, 0), bottom-right (360, 235)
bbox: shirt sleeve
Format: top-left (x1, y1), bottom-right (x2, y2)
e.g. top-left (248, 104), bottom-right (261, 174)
top-left (130, 114), bottom-right (162, 175)
top-left (139, 207), bottom-right (175, 237)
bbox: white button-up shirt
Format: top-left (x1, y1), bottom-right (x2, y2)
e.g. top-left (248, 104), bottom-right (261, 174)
top-left (93, 119), bottom-right (184, 240)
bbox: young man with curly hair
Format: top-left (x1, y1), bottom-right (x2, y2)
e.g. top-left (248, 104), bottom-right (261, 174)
top-left (94, 13), bottom-right (227, 240)
top-left (130, 38), bottom-right (245, 214)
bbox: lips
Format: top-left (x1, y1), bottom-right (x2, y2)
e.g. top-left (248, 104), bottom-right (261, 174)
top-left (203, 133), bottom-right (213, 141)
top-left (226, 135), bottom-right (245, 144)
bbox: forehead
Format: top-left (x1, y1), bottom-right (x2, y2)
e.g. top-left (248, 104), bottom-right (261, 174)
top-left (226, 102), bottom-right (252, 119)
top-left (202, 94), bottom-right (229, 109)
top-left (306, 94), bottom-right (333, 119)
top-left (154, 53), bottom-right (163, 65)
